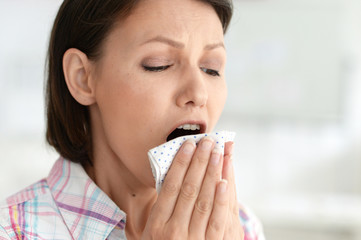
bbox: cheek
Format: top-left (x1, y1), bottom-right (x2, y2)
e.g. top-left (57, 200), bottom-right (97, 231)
top-left (94, 77), bottom-right (164, 185)
top-left (97, 82), bottom-right (151, 136)
top-left (219, 80), bottom-right (228, 108)
top-left (208, 80), bottom-right (227, 130)
top-left (95, 71), bottom-right (170, 149)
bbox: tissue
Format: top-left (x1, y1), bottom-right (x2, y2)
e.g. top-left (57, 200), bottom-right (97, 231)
top-left (148, 131), bottom-right (235, 193)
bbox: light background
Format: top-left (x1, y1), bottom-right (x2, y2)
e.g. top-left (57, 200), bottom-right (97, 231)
top-left (1, 0), bottom-right (361, 239)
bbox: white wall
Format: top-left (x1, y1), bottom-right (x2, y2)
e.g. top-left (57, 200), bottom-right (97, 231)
top-left (1, 0), bottom-right (360, 239)
top-left (0, 1), bottom-right (61, 197)
top-left (217, 0), bottom-right (361, 239)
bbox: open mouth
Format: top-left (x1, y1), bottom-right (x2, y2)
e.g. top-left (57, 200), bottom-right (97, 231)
top-left (167, 124), bottom-right (203, 142)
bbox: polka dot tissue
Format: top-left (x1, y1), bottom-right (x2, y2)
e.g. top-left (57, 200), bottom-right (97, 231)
top-left (148, 131), bottom-right (236, 193)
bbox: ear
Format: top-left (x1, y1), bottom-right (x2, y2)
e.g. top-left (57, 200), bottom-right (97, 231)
top-left (63, 48), bottom-right (96, 106)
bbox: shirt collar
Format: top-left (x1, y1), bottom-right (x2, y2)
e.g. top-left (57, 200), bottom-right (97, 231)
top-left (47, 157), bottom-right (127, 240)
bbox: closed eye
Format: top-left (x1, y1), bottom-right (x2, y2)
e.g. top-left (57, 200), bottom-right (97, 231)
top-left (143, 65), bottom-right (171, 72)
top-left (200, 67), bottom-right (220, 77)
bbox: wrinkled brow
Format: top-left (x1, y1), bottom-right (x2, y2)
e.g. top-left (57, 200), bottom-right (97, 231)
top-left (141, 35), bottom-right (225, 50)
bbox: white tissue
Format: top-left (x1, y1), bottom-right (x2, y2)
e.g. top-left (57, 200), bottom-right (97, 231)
top-left (148, 131), bottom-right (235, 193)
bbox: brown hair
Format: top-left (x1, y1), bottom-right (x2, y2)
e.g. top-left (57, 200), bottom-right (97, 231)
top-left (46, 0), bottom-right (233, 165)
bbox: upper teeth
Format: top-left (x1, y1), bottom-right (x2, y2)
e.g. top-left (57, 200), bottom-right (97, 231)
top-left (177, 124), bottom-right (200, 131)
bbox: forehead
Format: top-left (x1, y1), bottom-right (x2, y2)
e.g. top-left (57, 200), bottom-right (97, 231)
top-left (109, 0), bottom-right (224, 48)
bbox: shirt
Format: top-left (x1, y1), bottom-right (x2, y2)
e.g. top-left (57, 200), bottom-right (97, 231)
top-left (0, 157), bottom-right (265, 240)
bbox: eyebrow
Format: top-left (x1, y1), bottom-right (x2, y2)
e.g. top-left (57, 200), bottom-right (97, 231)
top-left (141, 35), bottom-right (225, 51)
top-left (204, 42), bottom-right (225, 51)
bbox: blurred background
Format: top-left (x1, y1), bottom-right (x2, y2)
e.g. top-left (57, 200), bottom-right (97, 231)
top-left (0, 0), bottom-right (360, 239)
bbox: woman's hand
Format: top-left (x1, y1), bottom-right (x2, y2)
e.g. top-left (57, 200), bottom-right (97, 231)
top-left (222, 141), bottom-right (245, 239)
top-left (142, 137), bottom-right (244, 240)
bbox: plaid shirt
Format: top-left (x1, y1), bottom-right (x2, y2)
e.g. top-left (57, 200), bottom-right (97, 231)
top-left (0, 157), bottom-right (264, 240)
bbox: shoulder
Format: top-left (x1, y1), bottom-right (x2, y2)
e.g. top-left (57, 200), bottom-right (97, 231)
top-left (238, 203), bottom-right (266, 240)
top-left (0, 179), bottom-right (49, 207)
top-left (0, 179), bottom-right (60, 239)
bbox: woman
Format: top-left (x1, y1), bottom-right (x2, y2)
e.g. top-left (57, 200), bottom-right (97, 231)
top-left (0, 0), bottom-right (264, 239)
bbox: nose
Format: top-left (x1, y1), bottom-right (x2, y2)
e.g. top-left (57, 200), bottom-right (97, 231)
top-left (175, 67), bottom-right (208, 108)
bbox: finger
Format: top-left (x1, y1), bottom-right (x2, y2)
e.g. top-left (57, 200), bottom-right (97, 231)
top-left (222, 154), bottom-right (238, 239)
top-left (170, 137), bottom-right (215, 226)
top-left (224, 212), bottom-right (244, 240)
top-left (229, 158), bottom-right (244, 239)
top-left (222, 144), bottom-right (243, 240)
top-left (150, 140), bottom-right (196, 222)
top-left (223, 141), bottom-right (233, 177)
top-left (206, 179), bottom-right (229, 240)
top-left (224, 211), bottom-right (234, 240)
top-left (223, 154), bottom-right (238, 212)
top-left (224, 204), bottom-right (244, 240)
top-left (222, 141), bottom-right (233, 189)
top-left (222, 141), bottom-right (237, 207)
top-left (189, 148), bottom-right (223, 238)
top-left (224, 141), bottom-right (234, 157)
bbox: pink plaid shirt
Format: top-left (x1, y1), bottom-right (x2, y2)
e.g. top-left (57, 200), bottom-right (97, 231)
top-left (0, 157), bottom-right (264, 239)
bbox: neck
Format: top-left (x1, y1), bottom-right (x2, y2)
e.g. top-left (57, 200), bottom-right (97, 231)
top-left (86, 105), bottom-right (158, 238)
top-left (85, 157), bottom-right (157, 238)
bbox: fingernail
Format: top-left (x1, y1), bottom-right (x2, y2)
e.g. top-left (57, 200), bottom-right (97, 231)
top-left (210, 148), bottom-right (222, 165)
top-left (183, 140), bottom-right (195, 154)
top-left (218, 179), bottom-right (228, 194)
top-left (201, 137), bottom-right (214, 150)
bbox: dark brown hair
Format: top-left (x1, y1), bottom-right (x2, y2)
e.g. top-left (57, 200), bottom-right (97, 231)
top-left (46, 0), bottom-right (233, 165)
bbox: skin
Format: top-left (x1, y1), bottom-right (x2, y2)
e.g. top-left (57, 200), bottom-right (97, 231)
top-left (63, 0), bottom-right (244, 239)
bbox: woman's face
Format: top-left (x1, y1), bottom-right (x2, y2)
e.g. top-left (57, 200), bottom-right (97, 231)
top-left (90, 0), bottom-right (227, 186)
